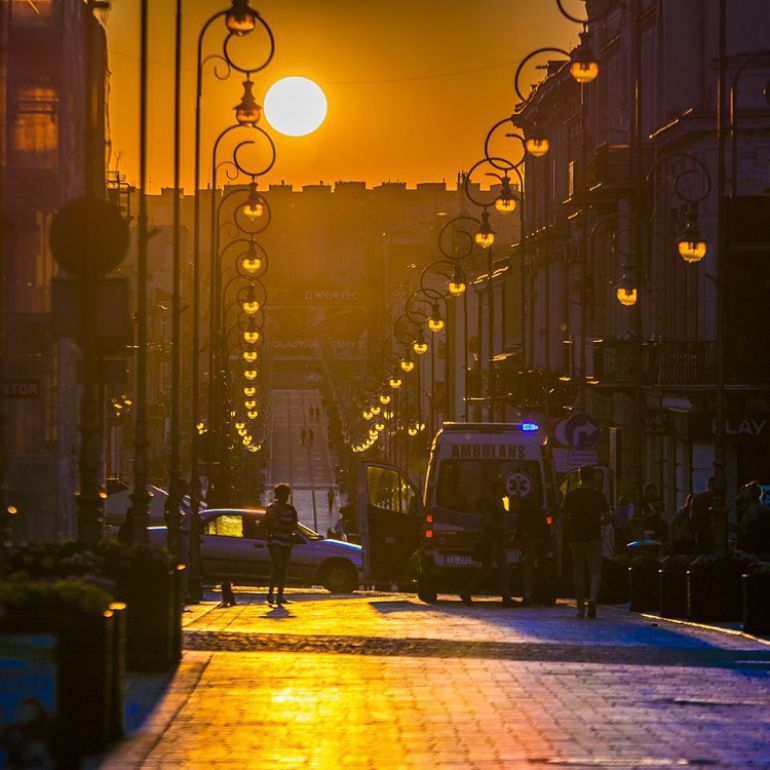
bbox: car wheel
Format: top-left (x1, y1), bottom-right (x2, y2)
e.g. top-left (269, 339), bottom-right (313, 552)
top-left (416, 580), bottom-right (437, 603)
top-left (321, 560), bottom-right (358, 593)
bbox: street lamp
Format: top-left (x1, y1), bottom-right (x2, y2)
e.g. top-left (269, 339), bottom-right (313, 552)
top-left (474, 210), bottom-right (495, 249)
top-left (676, 211), bottom-right (708, 264)
top-left (615, 273), bottom-right (638, 308)
top-left (188, 0), bottom-right (274, 599)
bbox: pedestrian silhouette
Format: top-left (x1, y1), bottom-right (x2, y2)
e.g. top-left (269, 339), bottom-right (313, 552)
top-left (327, 487), bottom-right (335, 515)
top-left (300, 428), bottom-right (306, 446)
top-left (262, 483), bottom-right (299, 605)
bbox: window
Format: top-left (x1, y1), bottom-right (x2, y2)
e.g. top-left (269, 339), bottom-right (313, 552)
top-left (204, 515), bottom-right (243, 537)
top-left (366, 465), bottom-right (415, 515)
top-left (436, 459), bottom-right (544, 514)
top-left (12, 85), bottom-right (58, 169)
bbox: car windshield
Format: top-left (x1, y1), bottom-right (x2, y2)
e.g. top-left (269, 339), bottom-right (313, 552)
top-left (436, 458), bottom-right (544, 513)
top-left (238, 513), bottom-right (323, 541)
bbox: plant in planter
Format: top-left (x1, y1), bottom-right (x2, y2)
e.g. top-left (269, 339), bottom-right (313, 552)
top-left (628, 553), bottom-right (660, 612)
top-left (599, 554), bottom-right (631, 604)
top-left (0, 578), bottom-right (116, 760)
top-left (687, 551), bottom-right (757, 623)
top-left (742, 561), bottom-right (770, 636)
top-left (658, 554), bottom-right (696, 619)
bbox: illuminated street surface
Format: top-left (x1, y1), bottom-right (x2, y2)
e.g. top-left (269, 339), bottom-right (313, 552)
top-left (265, 389), bottom-right (338, 534)
top-left (100, 593), bottom-right (770, 769)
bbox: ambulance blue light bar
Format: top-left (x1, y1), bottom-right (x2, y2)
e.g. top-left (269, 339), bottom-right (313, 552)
top-left (520, 422), bottom-right (540, 432)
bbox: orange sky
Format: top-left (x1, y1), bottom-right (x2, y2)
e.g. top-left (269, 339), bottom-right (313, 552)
top-left (104, 1), bottom-right (576, 192)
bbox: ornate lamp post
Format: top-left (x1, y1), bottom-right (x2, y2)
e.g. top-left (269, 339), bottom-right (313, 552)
top-left (187, 0), bottom-right (274, 599)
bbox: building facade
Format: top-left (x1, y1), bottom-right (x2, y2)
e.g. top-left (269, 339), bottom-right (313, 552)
top-left (510, 0), bottom-right (770, 515)
top-left (0, 0), bottom-right (109, 541)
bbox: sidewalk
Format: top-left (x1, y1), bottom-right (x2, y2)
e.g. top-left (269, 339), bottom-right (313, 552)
top-left (99, 591), bottom-right (770, 770)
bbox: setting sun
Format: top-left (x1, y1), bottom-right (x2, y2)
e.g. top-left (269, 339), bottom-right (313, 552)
top-left (264, 76), bottom-right (327, 137)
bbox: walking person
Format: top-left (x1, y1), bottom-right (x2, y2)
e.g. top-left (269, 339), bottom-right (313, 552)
top-left (262, 483), bottom-right (299, 605)
top-left (327, 487), bottom-right (335, 516)
top-left (460, 478), bottom-right (516, 607)
top-left (562, 465), bottom-right (611, 618)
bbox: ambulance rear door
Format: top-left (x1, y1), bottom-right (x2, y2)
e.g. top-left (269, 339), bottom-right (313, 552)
top-left (357, 462), bottom-right (422, 585)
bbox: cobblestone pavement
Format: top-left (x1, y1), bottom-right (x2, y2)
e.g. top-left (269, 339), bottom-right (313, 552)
top-left (101, 591), bottom-right (770, 770)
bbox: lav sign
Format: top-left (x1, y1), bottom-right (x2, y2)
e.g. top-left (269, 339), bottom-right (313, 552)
top-left (0, 379), bottom-right (40, 399)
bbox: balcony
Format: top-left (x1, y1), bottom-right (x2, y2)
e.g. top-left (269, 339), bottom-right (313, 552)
top-left (590, 339), bottom-right (770, 388)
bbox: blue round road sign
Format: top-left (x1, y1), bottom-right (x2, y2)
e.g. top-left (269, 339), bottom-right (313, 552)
top-left (564, 414), bottom-right (600, 449)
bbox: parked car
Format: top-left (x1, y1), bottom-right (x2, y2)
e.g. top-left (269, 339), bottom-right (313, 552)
top-left (148, 508), bottom-right (362, 593)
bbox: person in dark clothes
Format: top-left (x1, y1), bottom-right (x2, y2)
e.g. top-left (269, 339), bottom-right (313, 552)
top-left (561, 465), bottom-right (611, 618)
top-left (262, 483), bottom-right (299, 605)
top-left (516, 494), bottom-right (552, 606)
top-left (460, 478), bottom-right (517, 607)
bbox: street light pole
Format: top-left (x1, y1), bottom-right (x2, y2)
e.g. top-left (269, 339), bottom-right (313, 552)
top-left (165, 0), bottom-right (184, 562)
top-left (128, 0), bottom-right (151, 545)
top-left (712, 0), bottom-right (729, 552)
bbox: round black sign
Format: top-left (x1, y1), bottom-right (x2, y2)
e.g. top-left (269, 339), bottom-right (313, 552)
top-left (50, 197), bottom-right (129, 278)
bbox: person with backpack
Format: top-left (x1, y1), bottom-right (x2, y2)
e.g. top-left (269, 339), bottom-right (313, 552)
top-left (262, 483), bottom-right (299, 605)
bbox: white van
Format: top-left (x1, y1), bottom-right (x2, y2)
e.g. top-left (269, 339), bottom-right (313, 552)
top-left (357, 422), bottom-right (559, 600)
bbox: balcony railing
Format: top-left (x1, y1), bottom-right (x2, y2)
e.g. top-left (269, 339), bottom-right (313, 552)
top-left (591, 339), bottom-right (770, 387)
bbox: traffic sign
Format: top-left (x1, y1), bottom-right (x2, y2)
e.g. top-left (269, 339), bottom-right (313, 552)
top-left (50, 197), bottom-right (129, 278)
top-left (564, 413), bottom-right (600, 449)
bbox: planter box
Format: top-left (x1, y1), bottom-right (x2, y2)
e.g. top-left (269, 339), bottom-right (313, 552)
top-left (114, 564), bottom-right (181, 672)
top-left (742, 572), bottom-right (770, 635)
top-left (628, 561), bottom-right (659, 613)
top-left (687, 566), bottom-right (743, 622)
top-left (599, 559), bottom-right (629, 604)
top-left (0, 610), bottom-right (117, 765)
top-left (659, 567), bottom-right (689, 619)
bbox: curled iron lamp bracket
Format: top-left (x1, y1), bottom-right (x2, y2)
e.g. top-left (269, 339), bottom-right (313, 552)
top-left (222, 15), bottom-right (275, 76)
top-left (514, 47), bottom-right (570, 104)
top-left (644, 152), bottom-right (713, 206)
top-left (438, 215), bottom-right (480, 262)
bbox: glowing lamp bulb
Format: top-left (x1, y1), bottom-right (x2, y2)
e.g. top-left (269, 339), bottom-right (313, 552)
top-left (413, 340), bottom-right (428, 356)
top-left (379, 394), bottom-right (391, 405)
top-left (677, 239), bottom-right (707, 263)
top-left (571, 60), bottom-right (600, 84)
top-left (495, 196), bottom-right (517, 214)
top-left (362, 410), bottom-right (373, 420)
top-left (243, 369), bottom-right (258, 380)
top-left (235, 422), bottom-right (245, 430)
top-left (244, 399), bottom-right (257, 409)
top-left (247, 410), bottom-right (258, 419)
top-left (388, 377), bottom-right (402, 389)
top-left (244, 386), bottom-right (256, 397)
top-left (244, 330), bottom-right (260, 344)
top-left (525, 137), bottom-right (550, 157)
top-left (242, 256), bottom-right (262, 274)
top-left (242, 300), bottom-right (260, 315)
top-left (400, 359), bottom-right (415, 373)
top-left (616, 286), bottom-right (638, 307)
top-left (243, 351), bottom-right (258, 363)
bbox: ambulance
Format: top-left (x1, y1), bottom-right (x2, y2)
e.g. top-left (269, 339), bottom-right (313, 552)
top-left (357, 422), bottom-right (560, 601)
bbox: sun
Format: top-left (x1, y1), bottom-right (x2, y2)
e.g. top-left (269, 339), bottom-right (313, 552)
top-left (264, 77), bottom-right (327, 137)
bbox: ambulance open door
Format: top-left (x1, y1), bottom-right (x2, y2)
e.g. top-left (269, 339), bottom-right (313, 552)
top-left (357, 462), bottom-right (422, 586)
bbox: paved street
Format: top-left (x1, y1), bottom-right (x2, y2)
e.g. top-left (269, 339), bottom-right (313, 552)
top-left (101, 592), bottom-right (770, 770)
top-left (266, 389), bottom-right (339, 535)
